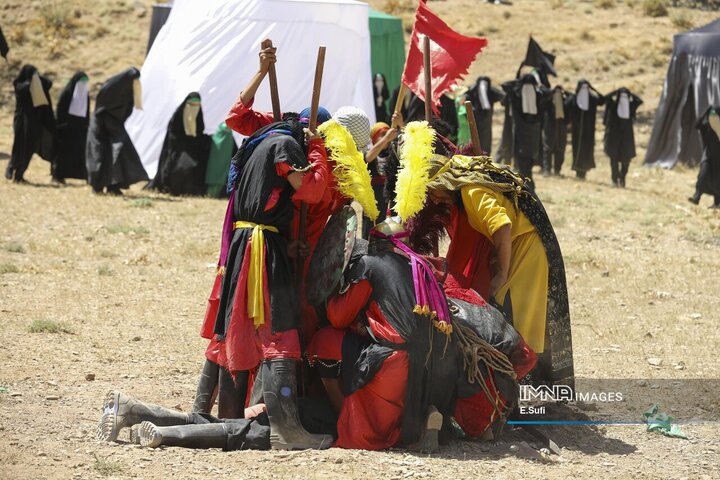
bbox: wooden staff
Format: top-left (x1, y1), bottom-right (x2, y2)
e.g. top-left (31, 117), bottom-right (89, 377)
top-left (423, 35), bottom-right (432, 123)
top-left (391, 83), bottom-right (408, 129)
top-left (296, 45), bottom-right (326, 279)
top-left (261, 39), bottom-right (282, 121)
top-left (464, 100), bottom-right (483, 155)
top-left (308, 46), bottom-right (326, 132)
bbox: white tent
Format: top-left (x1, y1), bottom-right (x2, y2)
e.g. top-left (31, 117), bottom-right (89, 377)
top-left (127, 0), bottom-right (375, 178)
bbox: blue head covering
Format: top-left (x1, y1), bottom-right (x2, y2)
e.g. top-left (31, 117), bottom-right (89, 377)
top-left (299, 106), bottom-right (331, 126)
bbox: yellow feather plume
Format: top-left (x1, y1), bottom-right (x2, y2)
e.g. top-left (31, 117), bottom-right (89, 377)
top-left (318, 120), bottom-right (379, 221)
top-left (394, 121), bottom-right (436, 222)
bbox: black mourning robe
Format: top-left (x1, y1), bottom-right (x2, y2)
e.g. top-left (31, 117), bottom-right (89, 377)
top-left (389, 87), bottom-right (458, 140)
top-left (603, 88), bottom-right (643, 162)
top-left (567, 80), bottom-right (605, 173)
top-left (495, 94), bottom-right (514, 164)
top-left (694, 106), bottom-right (720, 198)
top-left (52, 72), bottom-right (90, 180)
top-left (215, 125), bottom-right (307, 338)
top-left (465, 76), bottom-right (505, 154)
top-left (502, 74), bottom-right (549, 162)
top-left (147, 92), bottom-right (211, 196)
top-left (543, 86), bottom-right (570, 153)
top-left (7, 64), bottom-right (55, 182)
top-left (341, 247), bottom-right (459, 446)
top-left (373, 73), bottom-right (390, 124)
top-left (86, 67), bottom-right (148, 191)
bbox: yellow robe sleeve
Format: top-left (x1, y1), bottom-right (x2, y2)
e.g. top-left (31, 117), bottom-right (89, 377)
top-left (461, 186), bottom-right (512, 243)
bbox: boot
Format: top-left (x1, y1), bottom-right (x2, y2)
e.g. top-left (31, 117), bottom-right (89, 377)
top-left (96, 390), bottom-right (190, 442)
top-left (192, 359), bottom-right (220, 414)
top-left (262, 359), bottom-right (333, 450)
top-left (248, 366), bottom-right (264, 405)
top-left (138, 421), bottom-right (228, 449)
top-left (217, 369), bottom-right (248, 419)
top-left (688, 192), bottom-right (701, 205)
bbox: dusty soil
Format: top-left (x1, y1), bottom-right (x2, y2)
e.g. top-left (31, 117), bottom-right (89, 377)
top-left (1, 1), bottom-right (720, 479)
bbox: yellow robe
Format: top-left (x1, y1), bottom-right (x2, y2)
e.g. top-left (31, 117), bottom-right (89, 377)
top-left (461, 185), bottom-right (548, 353)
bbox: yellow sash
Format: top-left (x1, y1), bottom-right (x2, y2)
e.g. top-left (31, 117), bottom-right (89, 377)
top-left (233, 221), bottom-right (279, 327)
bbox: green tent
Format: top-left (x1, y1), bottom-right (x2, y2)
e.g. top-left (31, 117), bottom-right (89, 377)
top-left (369, 8), bottom-right (406, 105)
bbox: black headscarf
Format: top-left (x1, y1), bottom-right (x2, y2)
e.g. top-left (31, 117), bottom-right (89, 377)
top-left (7, 64), bottom-right (55, 181)
top-left (147, 92), bottom-right (211, 195)
top-left (86, 67), bottom-right (149, 190)
top-left (52, 71), bottom-right (89, 180)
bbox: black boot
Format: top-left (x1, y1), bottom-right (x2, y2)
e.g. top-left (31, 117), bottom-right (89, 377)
top-left (96, 390), bottom-right (191, 442)
top-left (262, 359), bottom-right (333, 450)
top-left (248, 366), bottom-right (264, 406)
top-left (4, 166), bottom-right (13, 180)
top-left (688, 192), bottom-right (701, 205)
top-left (192, 359), bottom-right (220, 414)
top-left (138, 421), bottom-right (228, 449)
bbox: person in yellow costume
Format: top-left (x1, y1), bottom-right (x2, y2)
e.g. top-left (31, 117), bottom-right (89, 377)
top-left (423, 153), bottom-right (574, 386)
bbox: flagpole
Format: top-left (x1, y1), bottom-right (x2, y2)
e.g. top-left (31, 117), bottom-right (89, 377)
top-left (391, 84), bottom-right (408, 129)
top-left (423, 36), bottom-right (432, 123)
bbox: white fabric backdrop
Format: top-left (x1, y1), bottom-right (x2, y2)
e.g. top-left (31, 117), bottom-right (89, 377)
top-left (126, 0), bottom-right (375, 178)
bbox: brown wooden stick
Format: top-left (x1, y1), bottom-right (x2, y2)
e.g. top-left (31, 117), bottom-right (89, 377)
top-left (308, 46), bottom-right (326, 133)
top-left (464, 100), bottom-right (483, 155)
top-left (423, 36), bottom-right (432, 123)
top-left (261, 39), bottom-right (282, 121)
top-left (391, 83), bottom-right (408, 129)
top-left (297, 46), bottom-right (326, 281)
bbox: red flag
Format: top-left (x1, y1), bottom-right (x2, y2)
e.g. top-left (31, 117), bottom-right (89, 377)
top-left (401, 0), bottom-right (487, 114)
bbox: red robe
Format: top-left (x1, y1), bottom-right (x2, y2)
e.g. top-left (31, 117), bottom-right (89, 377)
top-left (308, 279), bottom-right (408, 451)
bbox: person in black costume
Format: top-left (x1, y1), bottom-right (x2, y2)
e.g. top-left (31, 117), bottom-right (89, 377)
top-left (603, 88), bottom-right (643, 187)
top-left (542, 85), bottom-right (570, 176)
top-left (389, 87), bottom-right (458, 141)
top-left (689, 106), bottom-right (720, 208)
top-left (567, 79), bottom-right (604, 180)
top-left (147, 92), bottom-right (211, 196)
top-left (465, 76), bottom-right (504, 154)
top-left (373, 73), bottom-right (390, 124)
top-left (501, 74), bottom-right (549, 189)
top-left (85, 67), bottom-right (148, 195)
top-left (52, 71), bottom-right (90, 183)
top-left (6, 64), bottom-right (55, 183)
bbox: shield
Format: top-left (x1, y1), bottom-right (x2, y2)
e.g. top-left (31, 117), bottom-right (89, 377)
top-left (305, 205), bottom-right (358, 306)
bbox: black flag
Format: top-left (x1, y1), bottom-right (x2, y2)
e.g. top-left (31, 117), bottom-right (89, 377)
top-left (524, 36), bottom-right (556, 77)
top-left (0, 26), bottom-right (9, 60)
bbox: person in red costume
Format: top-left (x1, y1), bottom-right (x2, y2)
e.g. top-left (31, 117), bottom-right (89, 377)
top-left (192, 39), bottom-right (340, 421)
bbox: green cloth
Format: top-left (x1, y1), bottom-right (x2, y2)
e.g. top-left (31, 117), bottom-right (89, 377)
top-left (456, 98), bottom-right (470, 147)
top-left (205, 122), bottom-right (235, 198)
top-left (643, 404), bottom-right (688, 439)
top-left (369, 8), bottom-right (405, 103)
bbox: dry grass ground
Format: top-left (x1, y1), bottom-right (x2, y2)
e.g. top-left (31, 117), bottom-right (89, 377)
top-left (1, 1), bottom-right (720, 479)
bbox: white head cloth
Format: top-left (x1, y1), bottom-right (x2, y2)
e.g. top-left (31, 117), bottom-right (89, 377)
top-left (478, 79), bottom-right (491, 110)
top-left (709, 110), bottom-right (720, 139)
top-left (553, 89), bottom-right (564, 120)
top-left (617, 92), bottom-right (630, 120)
top-left (133, 79), bottom-right (143, 110)
top-left (333, 105), bottom-right (371, 150)
top-left (183, 100), bottom-right (200, 137)
top-left (30, 72), bottom-right (49, 108)
top-left (521, 83), bottom-right (537, 115)
top-left (68, 80), bottom-right (89, 117)
top-left (577, 84), bottom-right (590, 111)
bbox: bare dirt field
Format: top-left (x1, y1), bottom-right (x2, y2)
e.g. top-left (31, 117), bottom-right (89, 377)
top-left (1, 1), bottom-right (720, 479)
